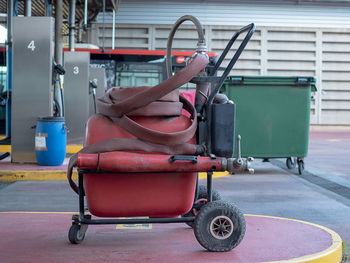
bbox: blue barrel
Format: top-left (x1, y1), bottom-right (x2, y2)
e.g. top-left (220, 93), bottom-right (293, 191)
top-left (35, 116), bottom-right (67, 166)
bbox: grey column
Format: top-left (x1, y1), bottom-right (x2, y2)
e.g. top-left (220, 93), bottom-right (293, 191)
top-left (6, 0), bottom-right (13, 138)
top-left (24, 0), bottom-right (31, 17)
top-left (69, 0), bottom-right (76, 51)
top-left (55, 0), bottom-right (63, 64)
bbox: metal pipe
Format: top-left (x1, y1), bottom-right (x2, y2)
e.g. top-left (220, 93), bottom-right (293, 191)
top-left (102, 0), bottom-right (106, 52)
top-left (166, 15), bottom-right (206, 78)
top-left (54, 0), bottom-right (64, 117)
top-left (78, 172), bottom-right (85, 218)
top-left (55, 0), bottom-right (63, 64)
top-left (78, 20), bottom-right (83, 43)
top-left (7, 0), bottom-right (13, 47)
top-left (166, 15), bottom-right (209, 115)
top-left (79, 216), bottom-right (195, 225)
top-left (69, 0), bottom-right (76, 51)
top-left (45, 0), bottom-right (52, 17)
top-left (84, 0), bottom-right (88, 28)
top-left (207, 171), bottom-right (213, 202)
top-left (24, 0), bottom-right (31, 16)
top-left (112, 9), bottom-right (115, 49)
top-left (6, 0), bottom-right (14, 138)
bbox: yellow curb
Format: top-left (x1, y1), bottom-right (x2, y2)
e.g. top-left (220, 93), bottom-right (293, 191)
top-left (245, 215), bottom-right (343, 263)
top-left (199, 171), bottom-right (229, 179)
top-left (0, 170), bottom-right (78, 182)
top-left (0, 145), bottom-right (11, 152)
top-left (66, 145), bottom-right (83, 154)
top-left (0, 170), bottom-right (228, 182)
top-left (0, 145), bottom-right (83, 154)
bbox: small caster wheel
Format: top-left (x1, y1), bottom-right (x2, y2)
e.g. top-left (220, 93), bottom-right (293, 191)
top-left (286, 157), bottom-right (296, 169)
top-left (182, 185), bottom-right (221, 228)
top-left (68, 224), bottom-right (86, 244)
top-left (297, 159), bottom-right (304, 175)
top-left (194, 200), bottom-right (246, 252)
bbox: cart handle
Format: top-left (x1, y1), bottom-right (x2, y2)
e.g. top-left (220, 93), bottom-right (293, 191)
top-left (208, 23), bottom-right (255, 105)
top-left (169, 155), bottom-right (198, 164)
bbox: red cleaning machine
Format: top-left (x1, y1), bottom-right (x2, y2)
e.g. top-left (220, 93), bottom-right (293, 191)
top-left (68, 16), bottom-right (255, 252)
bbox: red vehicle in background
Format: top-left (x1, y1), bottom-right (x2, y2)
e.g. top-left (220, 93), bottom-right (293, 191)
top-left (67, 47), bottom-right (218, 89)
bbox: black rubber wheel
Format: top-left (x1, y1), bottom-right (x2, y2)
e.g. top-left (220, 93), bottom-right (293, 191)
top-left (286, 157), bottom-right (296, 169)
top-left (68, 224), bottom-right (85, 244)
top-left (298, 160), bottom-right (304, 175)
top-left (194, 200), bottom-right (246, 252)
top-left (183, 185), bottom-right (221, 228)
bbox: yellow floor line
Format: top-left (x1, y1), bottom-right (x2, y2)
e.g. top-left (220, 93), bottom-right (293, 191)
top-left (66, 145), bottom-right (83, 154)
top-left (0, 170), bottom-right (228, 182)
top-left (0, 145), bottom-right (11, 152)
top-left (0, 170), bottom-right (78, 182)
top-left (0, 145), bottom-right (83, 154)
top-left (199, 171), bottom-right (229, 179)
top-left (244, 215), bottom-right (343, 263)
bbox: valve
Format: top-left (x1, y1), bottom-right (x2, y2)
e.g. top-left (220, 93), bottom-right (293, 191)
top-left (222, 135), bottom-right (254, 174)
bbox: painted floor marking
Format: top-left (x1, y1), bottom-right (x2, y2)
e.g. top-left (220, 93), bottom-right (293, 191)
top-left (0, 212), bottom-right (342, 262)
top-left (115, 217), bottom-right (152, 230)
top-left (246, 214), bottom-right (343, 263)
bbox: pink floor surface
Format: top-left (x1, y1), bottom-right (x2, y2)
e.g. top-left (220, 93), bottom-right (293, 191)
top-left (0, 213), bottom-right (333, 263)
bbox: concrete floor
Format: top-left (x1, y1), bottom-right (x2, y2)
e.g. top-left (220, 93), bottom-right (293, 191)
top-left (0, 129), bottom-right (349, 261)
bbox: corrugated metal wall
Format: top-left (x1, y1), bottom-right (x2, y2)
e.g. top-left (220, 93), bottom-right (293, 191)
top-left (89, 1), bottom-right (350, 125)
top-left (96, 0), bottom-right (350, 28)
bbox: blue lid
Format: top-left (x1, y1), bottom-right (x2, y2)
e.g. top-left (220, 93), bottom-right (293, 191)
top-left (37, 116), bottom-right (65, 122)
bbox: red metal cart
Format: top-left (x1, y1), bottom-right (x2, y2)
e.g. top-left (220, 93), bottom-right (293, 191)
top-left (67, 17), bottom-right (255, 252)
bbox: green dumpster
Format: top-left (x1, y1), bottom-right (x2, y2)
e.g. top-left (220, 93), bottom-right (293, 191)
top-left (223, 76), bottom-right (316, 174)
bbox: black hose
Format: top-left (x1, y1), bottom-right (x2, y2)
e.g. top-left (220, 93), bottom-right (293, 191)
top-left (92, 90), bottom-right (97, 114)
top-left (60, 82), bottom-right (65, 117)
top-left (166, 15), bottom-right (206, 78)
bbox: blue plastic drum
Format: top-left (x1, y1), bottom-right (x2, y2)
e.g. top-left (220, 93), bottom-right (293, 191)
top-left (35, 116), bottom-right (67, 166)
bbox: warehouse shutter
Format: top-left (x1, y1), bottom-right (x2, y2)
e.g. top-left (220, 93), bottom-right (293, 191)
top-left (94, 23), bottom-right (350, 124)
top-left (321, 31), bottom-right (350, 125)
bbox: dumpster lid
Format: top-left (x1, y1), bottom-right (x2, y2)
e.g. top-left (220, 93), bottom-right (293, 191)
top-left (226, 76), bottom-right (317, 91)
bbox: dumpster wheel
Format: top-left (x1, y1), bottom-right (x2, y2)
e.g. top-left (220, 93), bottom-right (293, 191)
top-left (194, 200), bottom-right (246, 252)
top-left (286, 157), bottom-right (296, 169)
top-left (297, 159), bottom-right (305, 175)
